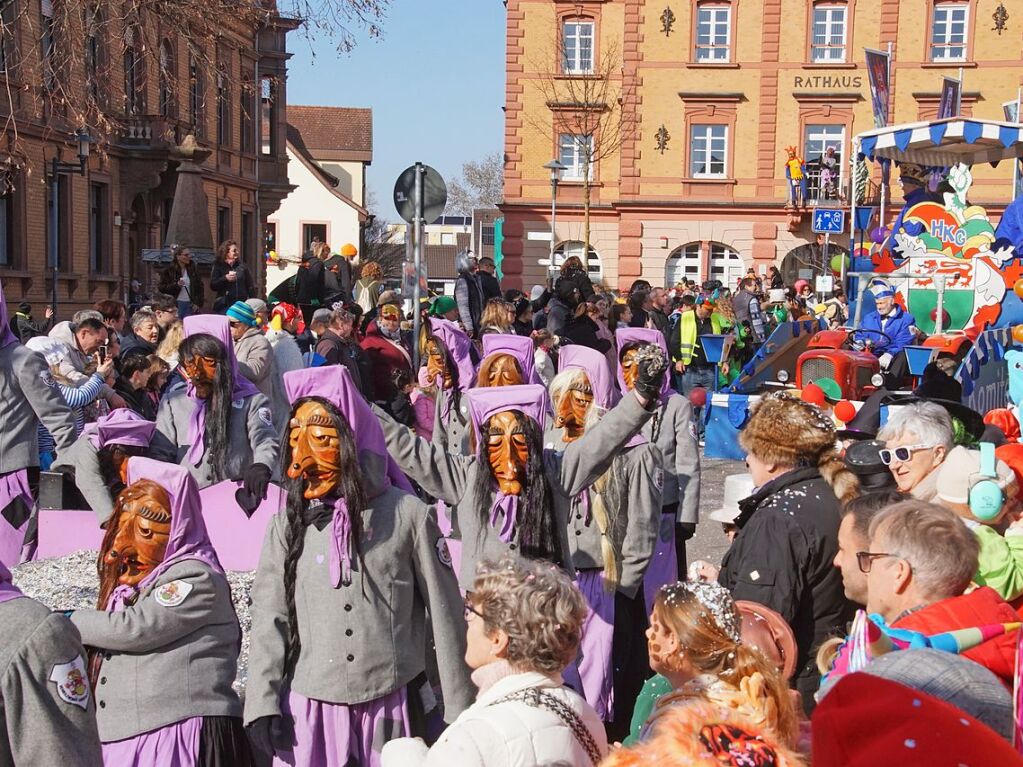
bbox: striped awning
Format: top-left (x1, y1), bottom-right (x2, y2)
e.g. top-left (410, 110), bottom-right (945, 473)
top-left (856, 118), bottom-right (1023, 167)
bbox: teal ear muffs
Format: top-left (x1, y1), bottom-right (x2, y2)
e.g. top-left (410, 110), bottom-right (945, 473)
top-left (969, 442), bottom-right (1004, 521)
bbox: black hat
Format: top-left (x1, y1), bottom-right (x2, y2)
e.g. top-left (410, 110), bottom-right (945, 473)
top-left (843, 440), bottom-right (898, 490)
top-left (838, 388), bottom-right (893, 441)
top-left (17, 302), bottom-right (30, 314)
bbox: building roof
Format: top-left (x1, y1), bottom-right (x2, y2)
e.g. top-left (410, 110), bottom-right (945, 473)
top-left (287, 105), bottom-right (373, 163)
top-left (285, 139), bottom-right (368, 221)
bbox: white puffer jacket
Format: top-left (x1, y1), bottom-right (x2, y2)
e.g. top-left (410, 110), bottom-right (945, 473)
top-left (381, 669), bottom-right (607, 767)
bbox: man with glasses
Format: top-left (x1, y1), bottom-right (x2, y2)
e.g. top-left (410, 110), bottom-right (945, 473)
top-left (876, 401), bottom-right (953, 501)
top-left (860, 499), bottom-right (1020, 686)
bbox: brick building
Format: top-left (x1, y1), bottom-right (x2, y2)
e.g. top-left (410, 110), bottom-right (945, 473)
top-left (0, 1), bottom-right (297, 313)
top-left (500, 0), bottom-right (1022, 292)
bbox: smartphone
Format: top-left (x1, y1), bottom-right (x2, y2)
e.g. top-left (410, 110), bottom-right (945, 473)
top-left (98, 345), bottom-right (108, 363)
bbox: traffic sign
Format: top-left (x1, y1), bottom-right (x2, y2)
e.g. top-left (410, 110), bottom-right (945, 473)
top-left (393, 164), bottom-right (447, 224)
top-left (812, 208), bottom-right (845, 235)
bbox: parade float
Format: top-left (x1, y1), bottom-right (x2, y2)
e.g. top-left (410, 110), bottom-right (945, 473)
top-left (706, 117), bottom-right (1023, 459)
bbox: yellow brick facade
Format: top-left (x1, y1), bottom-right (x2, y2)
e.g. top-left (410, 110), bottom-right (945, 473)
top-left (501, 0), bottom-right (1023, 292)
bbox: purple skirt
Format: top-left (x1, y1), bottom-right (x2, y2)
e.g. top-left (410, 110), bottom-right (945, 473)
top-left (643, 512), bottom-right (679, 616)
top-left (575, 569), bottom-right (616, 721)
top-left (102, 717), bottom-right (202, 766)
top-left (0, 470), bottom-right (33, 566)
top-left (273, 688), bottom-right (410, 767)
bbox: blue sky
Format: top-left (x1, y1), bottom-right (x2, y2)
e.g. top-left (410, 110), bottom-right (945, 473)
top-left (286, 0), bottom-right (505, 221)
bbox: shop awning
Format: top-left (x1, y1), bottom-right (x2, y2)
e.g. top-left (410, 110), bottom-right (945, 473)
top-left (856, 118), bottom-right (1023, 167)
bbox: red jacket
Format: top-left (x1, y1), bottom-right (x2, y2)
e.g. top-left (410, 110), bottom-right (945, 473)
top-left (894, 586), bottom-right (1019, 686)
top-left (359, 320), bottom-right (412, 404)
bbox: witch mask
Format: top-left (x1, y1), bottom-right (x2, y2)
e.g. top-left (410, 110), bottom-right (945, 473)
top-left (181, 354), bottom-right (218, 399)
top-left (486, 410), bottom-right (529, 495)
top-left (102, 480), bottom-right (173, 589)
top-left (554, 377), bottom-right (594, 443)
top-left (620, 347), bottom-right (641, 392)
top-left (477, 353), bottom-right (523, 388)
top-left (287, 400), bottom-right (342, 500)
top-left (425, 338), bottom-right (453, 389)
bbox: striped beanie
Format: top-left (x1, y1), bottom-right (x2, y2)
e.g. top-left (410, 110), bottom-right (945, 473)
top-left (226, 301), bottom-right (257, 327)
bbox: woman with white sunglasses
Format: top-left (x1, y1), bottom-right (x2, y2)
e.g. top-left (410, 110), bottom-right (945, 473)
top-left (876, 402), bottom-right (954, 502)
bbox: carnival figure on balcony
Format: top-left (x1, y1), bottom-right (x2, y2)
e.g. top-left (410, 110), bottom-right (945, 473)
top-left (784, 146), bottom-right (808, 208)
top-left (819, 146), bottom-right (839, 201)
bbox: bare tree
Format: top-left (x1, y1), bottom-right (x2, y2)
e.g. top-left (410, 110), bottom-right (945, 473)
top-left (446, 151), bottom-right (503, 216)
top-left (527, 36), bottom-right (634, 259)
top-left (359, 188), bottom-right (404, 278)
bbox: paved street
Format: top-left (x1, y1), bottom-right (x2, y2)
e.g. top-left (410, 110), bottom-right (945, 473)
top-left (688, 457), bottom-right (745, 568)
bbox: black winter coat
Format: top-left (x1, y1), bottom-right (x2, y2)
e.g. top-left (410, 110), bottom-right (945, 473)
top-left (209, 260), bottom-right (255, 310)
top-left (295, 260), bottom-right (326, 304)
top-left (718, 467), bottom-right (852, 691)
top-left (554, 267), bottom-right (594, 310)
top-left (561, 314), bottom-right (611, 354)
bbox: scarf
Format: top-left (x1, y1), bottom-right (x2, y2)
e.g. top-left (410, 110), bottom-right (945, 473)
top-left (490, 491), bottom-right (519, 543)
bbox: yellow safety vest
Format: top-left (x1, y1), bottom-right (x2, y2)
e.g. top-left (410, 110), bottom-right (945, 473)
top-left (678, 310), bottom-right (724, 365)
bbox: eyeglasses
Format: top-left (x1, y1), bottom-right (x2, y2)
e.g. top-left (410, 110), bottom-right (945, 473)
top-left (878, 443), bottom-right (935, 465)
top-left (856, 551), bottom-right (899, 573)
top-left (463, 598), bottom-right (483, 620)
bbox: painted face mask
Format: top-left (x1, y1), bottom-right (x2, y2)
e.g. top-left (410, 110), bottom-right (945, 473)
top-left (181, 354), bottom-right (218, 399)
top-left (486, 410), bottom-right (529, 495)
top-left (555, 380), bottom-right (594, 443)
top-left (426, 339), bottom-right (453, 389)
top-left (103, 480), bottom-right (173, 588)
top-left (287, 400), bottom-right (342, 500)
top-left (478, 353), bottom-right (523, 388)
top-left (621, 347), bottom-right (640, 391)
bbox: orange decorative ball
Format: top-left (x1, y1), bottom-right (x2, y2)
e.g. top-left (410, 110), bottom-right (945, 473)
top-left (834, 400), bottom-right (857, 423)
top-left (1014, 279), bottom-right (1023, 299)
top-left (801, 383), bottom-right (826, 407)
top-left (1013, 325), bottom-right (1023, 345)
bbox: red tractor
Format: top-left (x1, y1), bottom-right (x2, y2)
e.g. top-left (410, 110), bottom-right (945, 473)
top-left (794, 328), bottom-right (883, 400)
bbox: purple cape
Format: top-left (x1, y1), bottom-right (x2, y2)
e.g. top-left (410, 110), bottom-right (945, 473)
top-left (182, 315), bottom-right (261, 466)
top-left (429, 318), bottom-right (477, 392)
top-left (614, 327), bottom-right (672, 401)
top-left (481, 333), bottom-right (539, 385)
top-left (106, 457), bottom-right (224, 610)
top-left (83, 409), bottom-right (156, 450)
top-left (0, 279), bottom-right (19, 350)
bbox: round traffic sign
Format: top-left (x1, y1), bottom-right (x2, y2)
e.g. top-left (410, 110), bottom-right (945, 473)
top-left (393, 164), bottom-right (447, 224)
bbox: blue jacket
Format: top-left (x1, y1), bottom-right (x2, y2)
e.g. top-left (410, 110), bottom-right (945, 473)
top-left (860, 304), bottom-right (916, 356)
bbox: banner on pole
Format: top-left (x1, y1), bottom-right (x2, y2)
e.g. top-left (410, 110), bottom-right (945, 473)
top-left (865, 48), bottom-right (891, 129)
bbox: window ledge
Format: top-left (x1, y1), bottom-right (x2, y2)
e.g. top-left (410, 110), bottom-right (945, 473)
top-left (554, 73), bottom-right (601, 81)
top-left (921, 61), bottom-right (977, 69)
top-left (559, 180), bottom-right (603, 187)
top-left (682, 177), bottom-right (738, 185)
top-left (802, 62), bottom-right (857, 69)
top-left (686, 62), bottom-right (740, 69)
top-left (88, 274), bottom-right (120, 283)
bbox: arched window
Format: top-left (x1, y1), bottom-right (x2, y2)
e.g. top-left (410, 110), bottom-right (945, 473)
top-left (666, 243), bottom-right (702, 286)
top-left (159, 40), bottom-right (175, 118)
top-left (216, 64), bottom-right (230, 146)
top-left (189, 54), bottom-right (205, 136)
top-left (85, 6), bottom-right (103, 103)
top-left (554, 241), bottom-right (603, 283)
top-left (123, 25), bottom-right (144, 115)
top-left (708, 242), bottom-right (744, 287)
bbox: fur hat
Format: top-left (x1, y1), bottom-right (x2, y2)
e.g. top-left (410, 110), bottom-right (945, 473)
top-left (603, 700), bottom-right (804, 767)
top-left (740, 393), bottom-right (837, 468)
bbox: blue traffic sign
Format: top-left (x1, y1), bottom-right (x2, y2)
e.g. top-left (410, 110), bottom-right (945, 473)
top-left (812, 208), bottom-right (845, 234)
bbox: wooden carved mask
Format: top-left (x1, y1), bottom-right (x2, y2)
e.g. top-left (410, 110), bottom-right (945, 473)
top-left (103, 480), bottom-right (173, 589)
top-left (425, 339), bottom-right (453, 390)
top-left (486, 410), bottom-right (528, 495)
top-left (287, 400), bottom-right (342, 500)
top-left (477, 353), bottom-right (523, 388)
top-left (181, 354), bottom-right (218, 399)
top-left (555, 376), bottom-right (594, 443)
top-left (621, 347), bottom-right (640, 392)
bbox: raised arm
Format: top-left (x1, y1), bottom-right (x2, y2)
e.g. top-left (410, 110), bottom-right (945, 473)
top-left (560, 393), bottom-right (653, 496)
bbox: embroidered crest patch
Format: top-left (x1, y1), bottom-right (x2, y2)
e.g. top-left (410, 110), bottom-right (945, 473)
top-left (436, 538), bottom-right (452, 569)
top-left (653, 467), bottom-right (664, 491)
top-left (256, 407), bottom-right (273, 427)
top-left (50, 655), bottom-right (90, 710)
top-left (232, 399), bottom-right (245, 409)
top-left (39, 369), bottom-right (57, 388)
top-left (154, 579), bottom-right (194, 607)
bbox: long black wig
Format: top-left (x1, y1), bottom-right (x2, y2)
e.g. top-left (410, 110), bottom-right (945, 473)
top-left (178, 333), bottom-right (234, 483)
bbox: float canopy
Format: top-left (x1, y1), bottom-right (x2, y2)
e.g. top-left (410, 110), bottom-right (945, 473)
top-left (856, 118), bottom-right (1023, 167)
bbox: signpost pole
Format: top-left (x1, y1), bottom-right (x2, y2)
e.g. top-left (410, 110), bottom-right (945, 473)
top-left (412, 162), bottom-right (424, 370)
top-left (822, 232), bottom-right (830, 301)
top-left (1015, 87), bottom-right (1022, 202)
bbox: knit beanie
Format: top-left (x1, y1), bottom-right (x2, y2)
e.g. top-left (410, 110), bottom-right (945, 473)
top-left (226, 301), bottom-right (257, 327)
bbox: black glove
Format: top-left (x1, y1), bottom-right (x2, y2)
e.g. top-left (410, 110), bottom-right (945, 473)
top-left (633, 346), bottom-right (668, 402)
top-left (676, 522), bottom-right (697, 542)
top-left (246, 715), bottom-right (281, 756)
top-left (236, 463), bottom-right (272, 516)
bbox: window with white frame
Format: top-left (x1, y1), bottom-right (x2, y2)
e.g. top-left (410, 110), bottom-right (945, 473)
top-left (559, 133), bottom-right (593, 181)
top-left (695, 4), bottom-right (731, 62)
top-left (811, 4), bottom-right (847, 62)
top-left (689, 124), bottom-right (727, 178)
top-left (554, 241), bottom-right (603, 282)
top-left (562, 20), bottom-right (594, 75)
top-left (666, 243), bottom-right (702, 286)
top-left (931, 3), bottom-right (968, 62)
top-left (709, 243), bottom-right (744, 287)
top-left (803, 124), bottom-right (845, 200)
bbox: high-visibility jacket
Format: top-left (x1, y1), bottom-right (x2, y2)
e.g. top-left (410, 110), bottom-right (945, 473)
top-left (677, 310), bottom-right (724, 366)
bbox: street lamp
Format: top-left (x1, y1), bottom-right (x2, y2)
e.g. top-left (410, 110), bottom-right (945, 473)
top-left (543, 159), bottom-right (566, 277)
top-left (48, 127), bottom-right (93, 316)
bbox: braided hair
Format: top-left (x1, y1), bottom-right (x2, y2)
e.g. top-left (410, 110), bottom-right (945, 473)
top-left (279, 397), bottom-right (368, 674)
top-left (471, 410), bottom-right (562, 566)
top-left (178, 333), bottom-right (233, 482)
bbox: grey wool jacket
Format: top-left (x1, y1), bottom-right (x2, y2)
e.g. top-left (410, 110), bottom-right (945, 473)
top-left (51, 435), bottom-right (116, 524)
top-left (377, 393), bottom-right (655, 591)
top-left (0, 598), bottom-right (102, 767)
top-left (244, 485), bottom-right (474, 724)
top-left (0, 344), bottom-right (76, 473)
top-left (150, 388), bottom-right (280, 488)
top-left (70, 559), bottom-right (242, 743)
top-left (235, 327), bottom-right (290, 433)
top-left (431, 388), bottom-right (470, 456)
top-left (562, 442), bottom-right (663, 599)
top-left (644, 393), bottom-right (701, 524)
